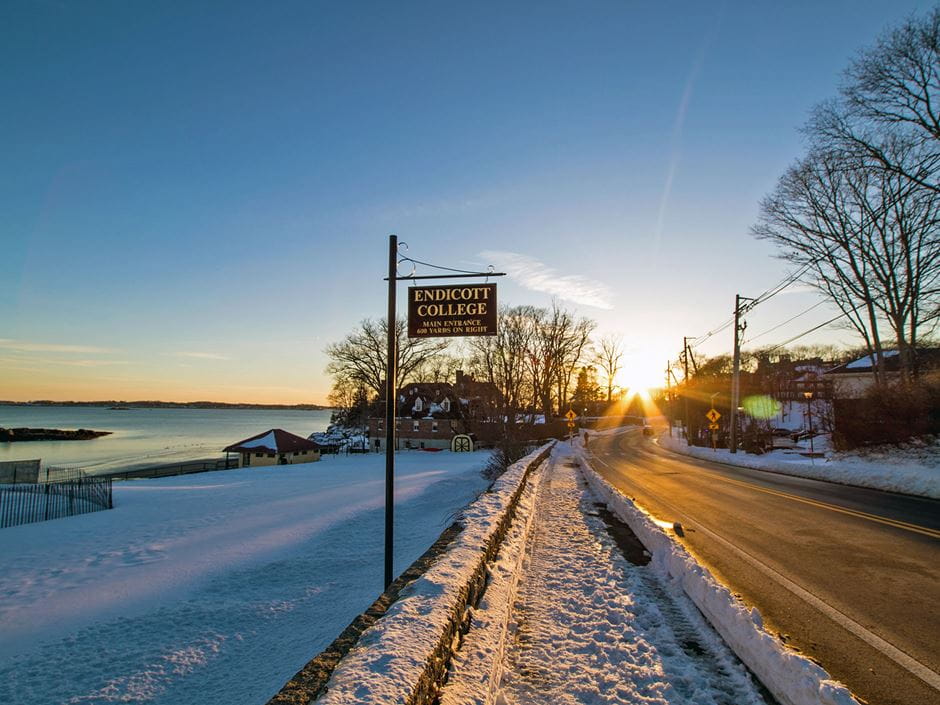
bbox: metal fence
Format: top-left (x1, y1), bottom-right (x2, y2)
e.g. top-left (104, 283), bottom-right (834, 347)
top-left (0, 475), bottom-right (113, 529)
top-left (45, 456), bottom-right (239, 482)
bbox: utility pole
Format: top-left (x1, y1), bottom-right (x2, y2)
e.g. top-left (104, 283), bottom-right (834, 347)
top-left (682, 337), bottom-right (691, 444)
top-left (665, 360), bottom-right (671, 436)
top-left (729, 295), bottom-right (752, 454)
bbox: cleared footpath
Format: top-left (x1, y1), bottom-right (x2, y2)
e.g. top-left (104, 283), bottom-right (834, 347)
top-left (444, 444), bottom-right (773, 705)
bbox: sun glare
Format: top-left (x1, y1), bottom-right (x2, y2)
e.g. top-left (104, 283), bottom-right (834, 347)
top-left (614, 358), bottom-right (662, 399)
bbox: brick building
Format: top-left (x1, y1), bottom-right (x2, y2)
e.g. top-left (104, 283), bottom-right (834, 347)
top-left (369, 371), bottom-right (501, 450)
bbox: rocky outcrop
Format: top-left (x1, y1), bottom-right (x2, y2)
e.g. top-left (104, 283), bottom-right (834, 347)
top-left (0, 427), bottom-right (111, 442)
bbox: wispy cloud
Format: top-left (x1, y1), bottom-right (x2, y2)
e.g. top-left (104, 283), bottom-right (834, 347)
top-left (480, 250), bottom-right (613, 310)
top-left (0, 338), bottom-right (116, 354)
top-left (0, 355), bottom-right (128, 369)
top-left (653, 10), bottom-right (723, 252)
top-left (170, 352), bottom-right (232, 361)
top-left (61, 359), bottom-right (130, 367)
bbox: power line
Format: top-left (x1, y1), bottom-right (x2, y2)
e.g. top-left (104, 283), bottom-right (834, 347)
top-left (689, 263), bottom-right (815, 350)
top-left (746, 300), bottom-right (828, 344)
top-left (747, 262), bottom-right (814, 310)
top-left (763, 307), bottom-right (859, 352)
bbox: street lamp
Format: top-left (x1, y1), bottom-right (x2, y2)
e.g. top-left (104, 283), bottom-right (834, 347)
top-left (803, 390), bottom-right (815, 458)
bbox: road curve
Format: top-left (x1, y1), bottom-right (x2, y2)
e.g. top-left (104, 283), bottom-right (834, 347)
top-left (586, 429), bottom-right (940, 705)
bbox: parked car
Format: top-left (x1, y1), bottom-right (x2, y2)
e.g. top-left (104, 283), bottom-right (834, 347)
top-left (642, 425), bottom-right (654, 436)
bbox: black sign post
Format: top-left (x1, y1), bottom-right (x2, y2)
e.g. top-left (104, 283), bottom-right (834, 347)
top-left (382, 236), bottom-right (504, 590)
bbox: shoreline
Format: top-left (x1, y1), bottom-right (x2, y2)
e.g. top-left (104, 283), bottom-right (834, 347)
top-left (0, 401), bottom-right (333, 411)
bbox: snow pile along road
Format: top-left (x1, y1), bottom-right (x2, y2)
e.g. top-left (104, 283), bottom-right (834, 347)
top-left (578, 447), bottom-right (858, 705)
top-left (315, 443), bottom-right (555, 705)
top-left (659, 433), bottom-right (940, 499)
top-left (445, 444), bottom-right (774, 705)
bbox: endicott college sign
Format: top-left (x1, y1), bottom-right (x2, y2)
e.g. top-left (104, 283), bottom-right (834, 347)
top-left (407, 283), bottom-right (497, 337)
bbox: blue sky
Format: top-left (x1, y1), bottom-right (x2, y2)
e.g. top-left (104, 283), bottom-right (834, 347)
top-left (1, 1), bottom-right (934, 402)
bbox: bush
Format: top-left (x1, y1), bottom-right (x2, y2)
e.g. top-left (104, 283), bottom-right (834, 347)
top-left (833, 374), bottom-right (940, 449)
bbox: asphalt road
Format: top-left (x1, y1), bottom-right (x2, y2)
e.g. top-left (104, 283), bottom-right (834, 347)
top-left (585, 428), bottom-right (940, 705)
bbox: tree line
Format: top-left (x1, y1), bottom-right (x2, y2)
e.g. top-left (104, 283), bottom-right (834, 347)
top-left (325, 303), bottom-right (626, 426)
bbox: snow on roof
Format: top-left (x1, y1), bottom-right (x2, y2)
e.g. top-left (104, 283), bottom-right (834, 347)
top-left (845, 350), bottom-right (898, 369)
top-left (238, 431), bottom-right (277, 450)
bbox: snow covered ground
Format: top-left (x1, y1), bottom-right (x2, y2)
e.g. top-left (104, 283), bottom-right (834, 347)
top-left (659, 433), bottom-right (940, 499)
top-left (444, 444), bottom-right (773, 705)
top-left (0, 451), bottom-right (491, 705)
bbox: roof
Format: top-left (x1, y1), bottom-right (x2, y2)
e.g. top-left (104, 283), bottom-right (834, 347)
top-left (223, 428), bottom-right (321, 454)
top-left (824, 348), bottom-right (940, 375)
top-left (397, 383), bottom-right (462, 419)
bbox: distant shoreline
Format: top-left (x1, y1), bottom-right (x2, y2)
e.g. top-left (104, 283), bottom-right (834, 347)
top-left (0, 401), bottom-right (333, 411)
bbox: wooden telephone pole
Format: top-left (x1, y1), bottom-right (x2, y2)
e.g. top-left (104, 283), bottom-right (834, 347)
top-left (729, 294), bottom-right (752, 454)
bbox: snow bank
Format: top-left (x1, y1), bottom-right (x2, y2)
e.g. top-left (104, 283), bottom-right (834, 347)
top-left (439, 444), bottom-right (551, 705)
top-left (577, 449), bottom-right (858, 705)
top-left (315, 443), bottom-right (555, 705)
top-left (659, 434), bottom-right (939, 499)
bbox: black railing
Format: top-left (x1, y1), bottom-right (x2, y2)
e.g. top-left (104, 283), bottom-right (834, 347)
top-left (0, 475), bottom-right (113, 529)
top-left (47, 456), bottom-right (238, 482)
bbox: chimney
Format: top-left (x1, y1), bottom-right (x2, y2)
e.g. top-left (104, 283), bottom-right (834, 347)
top-left (456, 370), bottom-right (465, 385)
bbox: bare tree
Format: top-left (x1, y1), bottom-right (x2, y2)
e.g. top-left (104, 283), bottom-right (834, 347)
top-left (594, 334), bottom-right (624, 402)
top-left (811, 7), bottom-right (940, 194)
top-left (755, 8), bottom-right (940, 384)
top-left (531, 302), bottom-right (595, 416)
top-left (467, 305), bottom-right (540, 416)
top-left (412, 352), bottom-right (464, 384)
top-left (753, 146), bottom-right (940, 384)
top-left (324, 316), bottom-right (450, 399)
top-left (467, 302), bottom-right (595, 418)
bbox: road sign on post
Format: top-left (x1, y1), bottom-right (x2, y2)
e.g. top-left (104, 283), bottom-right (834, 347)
top-left (706, 408), bottom-right (721, 423)
top-left (383, 236), bottom-right (506, 591)
top-left (407, 284), bottom-right (497, 338)
top-left (565, 409), bottom-right (577, 421)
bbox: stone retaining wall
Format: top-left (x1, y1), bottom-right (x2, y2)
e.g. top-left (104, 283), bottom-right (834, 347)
top-left (266, 442), bottom-right (555, 705)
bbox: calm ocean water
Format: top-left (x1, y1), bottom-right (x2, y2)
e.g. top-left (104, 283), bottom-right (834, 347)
top-left (0, 405), bottom-right (333, 472)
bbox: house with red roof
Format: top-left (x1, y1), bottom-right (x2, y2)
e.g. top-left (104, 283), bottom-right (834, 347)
top-left (223, 428), bottom-right (321, 468)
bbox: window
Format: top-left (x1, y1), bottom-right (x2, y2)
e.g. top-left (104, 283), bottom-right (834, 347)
top-left (395, 420), bottom-right (401, 430)
top-left (442, 398), bottom-right (451, 412)
top-left (432, 421), bottom-right (438, 433)
top-left (414, 397), bottom-right (423, 412)
top-left (255, 452), bottom-right (264, 458)
top-left (377, 420), bottom-right (383, 431)
top-left (413, 420), bottom-right (420, 431)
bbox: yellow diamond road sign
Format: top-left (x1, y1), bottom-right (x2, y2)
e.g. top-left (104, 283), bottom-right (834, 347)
top-left (567, 421), bottom-right (576, 429)
top-left (565, 409), bottom-right (577, 421)
top-left (706, 409), bottom-right (721, 423)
